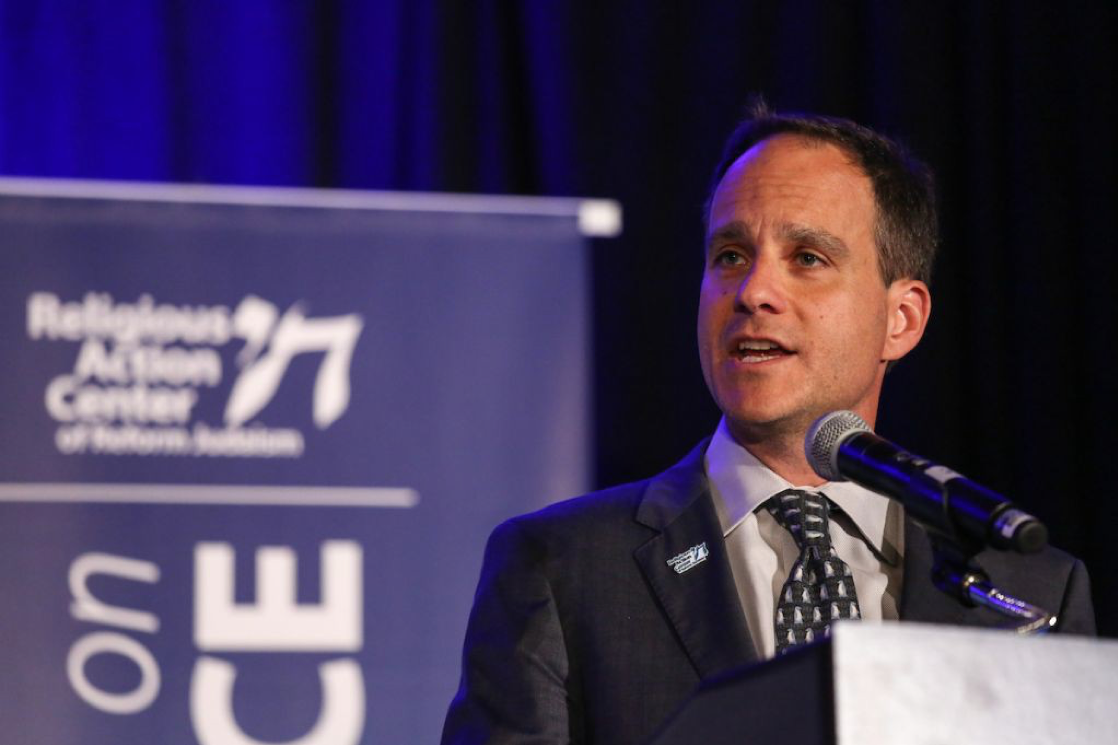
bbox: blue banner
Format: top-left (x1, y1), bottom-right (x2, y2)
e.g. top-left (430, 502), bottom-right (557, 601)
top-left (0, 181), bottom-right (617, 744)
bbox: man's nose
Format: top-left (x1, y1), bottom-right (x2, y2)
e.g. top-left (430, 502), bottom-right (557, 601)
top-left (735, 254), bottom-right (787, 314)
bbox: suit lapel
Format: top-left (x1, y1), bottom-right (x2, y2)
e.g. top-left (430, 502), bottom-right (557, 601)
top-left (633, 441), bottom-right (757, 678)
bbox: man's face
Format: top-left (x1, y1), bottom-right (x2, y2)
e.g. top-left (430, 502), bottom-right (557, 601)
top-left (698, 134), bottom-right (908, 443)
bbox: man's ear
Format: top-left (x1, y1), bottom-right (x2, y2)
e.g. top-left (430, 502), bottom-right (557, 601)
top-left (882, 279), bottom-right (931, 362)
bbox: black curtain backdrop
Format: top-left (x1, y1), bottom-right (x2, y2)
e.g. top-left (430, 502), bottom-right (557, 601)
top-left (2, 2), bottom-right (1115, 635)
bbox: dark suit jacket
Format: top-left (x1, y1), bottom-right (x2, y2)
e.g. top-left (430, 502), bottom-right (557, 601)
top-left (442, 440), bottom-right (1096, 745)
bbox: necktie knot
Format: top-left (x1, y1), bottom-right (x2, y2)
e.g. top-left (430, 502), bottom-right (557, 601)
top-left (768, 489), bottom-right (831, 549)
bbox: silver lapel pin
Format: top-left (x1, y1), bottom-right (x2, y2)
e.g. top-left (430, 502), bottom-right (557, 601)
top-left (666, 542), bottom-right (709, 574)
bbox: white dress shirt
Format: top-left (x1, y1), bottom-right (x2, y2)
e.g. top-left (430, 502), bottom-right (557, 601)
top-left (704, 418), bottom-right (905, 659)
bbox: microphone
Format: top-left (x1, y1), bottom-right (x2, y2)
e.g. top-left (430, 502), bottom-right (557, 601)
top-left (805, 410), bottom-right (1047, 554)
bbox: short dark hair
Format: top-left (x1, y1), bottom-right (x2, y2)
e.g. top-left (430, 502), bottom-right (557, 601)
top-left (706, 99), bottom-right (938, 287)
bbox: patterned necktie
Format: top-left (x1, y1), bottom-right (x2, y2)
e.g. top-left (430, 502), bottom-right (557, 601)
top-left (767, 488), bottom-right (861, 654)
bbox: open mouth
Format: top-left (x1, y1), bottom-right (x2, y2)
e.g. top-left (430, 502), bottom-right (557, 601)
top-left (732, 339), bottom-right (793, 363)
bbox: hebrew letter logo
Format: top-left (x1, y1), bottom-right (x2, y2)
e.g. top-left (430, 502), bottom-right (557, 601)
top-left (225, 296), bottom-right (363, 430)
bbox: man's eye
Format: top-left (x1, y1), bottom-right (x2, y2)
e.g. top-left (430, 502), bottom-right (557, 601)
top-left (795, 252), bottom-right (824, 267)
top-left (715, 250), bottom-right (745, 267)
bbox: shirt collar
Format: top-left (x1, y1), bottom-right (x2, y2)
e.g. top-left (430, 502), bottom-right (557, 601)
top-left (704, 417), bottom-right (892, 555)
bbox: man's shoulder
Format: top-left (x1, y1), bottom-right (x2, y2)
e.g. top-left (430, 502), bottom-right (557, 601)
top-left (470, 478), bottom-right (660, 592)
top-left (494, 438), bottom-right (711, 547)
top-left (981, 539), bottom-right (1090, 597)
top-left (972, 534), bottom-right (1084, 580)
top-left (500, 477), bottom-right (655, 543)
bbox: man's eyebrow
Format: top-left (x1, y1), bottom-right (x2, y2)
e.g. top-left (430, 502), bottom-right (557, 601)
top-left (706, 221), bottom-right (852, 259)
top-left (706, 221), bottom-right (751, 252)
top-left (779, 223), bottom-right (850, 258)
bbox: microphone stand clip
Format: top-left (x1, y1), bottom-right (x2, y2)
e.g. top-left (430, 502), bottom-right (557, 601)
top-left (926, 530), bottom-right (1057, 635)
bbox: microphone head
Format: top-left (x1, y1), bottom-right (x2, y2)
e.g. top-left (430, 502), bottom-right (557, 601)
top-left (806, 410), bottom-right (872, 481)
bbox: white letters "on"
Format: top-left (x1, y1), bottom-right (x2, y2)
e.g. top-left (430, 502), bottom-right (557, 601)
top-left (67, 553), bottom-right (162, 715)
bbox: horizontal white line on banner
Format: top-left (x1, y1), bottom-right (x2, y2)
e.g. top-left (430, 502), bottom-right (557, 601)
top-left (0, 483), bottom-right (419, 508)
top-left (0, 177), bottom-right (622, 237)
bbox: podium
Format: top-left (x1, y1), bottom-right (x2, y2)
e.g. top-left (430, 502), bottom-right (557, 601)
top-left (650, 622), bottom-right (1118, 745)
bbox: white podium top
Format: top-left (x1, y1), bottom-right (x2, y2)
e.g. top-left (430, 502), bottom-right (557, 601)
top-left (834, 621), bottom-right (1117, 745)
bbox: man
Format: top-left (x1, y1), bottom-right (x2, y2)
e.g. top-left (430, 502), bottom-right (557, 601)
top-left (442, 103), bottom-right (1096, 745)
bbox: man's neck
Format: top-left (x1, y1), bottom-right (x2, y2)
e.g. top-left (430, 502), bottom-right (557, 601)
top-left (725, 420), bottom-right (826, 486)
